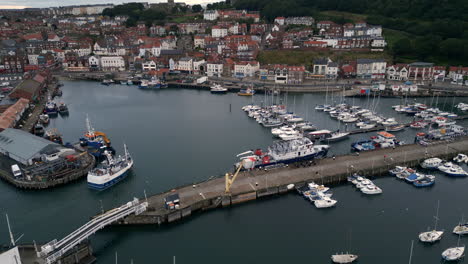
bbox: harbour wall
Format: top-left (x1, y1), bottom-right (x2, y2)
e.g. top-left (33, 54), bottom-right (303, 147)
top-left (116, 137), bottom-right (468, 226)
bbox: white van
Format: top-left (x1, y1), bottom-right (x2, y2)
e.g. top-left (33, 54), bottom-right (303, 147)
top-left (11, 164), bottom-right (22, 178)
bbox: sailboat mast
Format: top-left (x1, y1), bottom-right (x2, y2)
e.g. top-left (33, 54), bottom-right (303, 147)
top-left (434, 200), bottom-right (440, 230)
top-left (6, 213), bottom-right (15, 246)
top-left (408, 240), bottom-right (414, 264)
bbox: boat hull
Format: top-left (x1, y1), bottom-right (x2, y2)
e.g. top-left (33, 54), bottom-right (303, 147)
top-left (88, 162), bottom-right (133, 190)
top-left (254, 149), bottom-right (328, 168)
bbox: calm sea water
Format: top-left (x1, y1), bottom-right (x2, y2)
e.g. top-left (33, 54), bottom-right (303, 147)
top-left (0, 81), bottom-right (467, 264)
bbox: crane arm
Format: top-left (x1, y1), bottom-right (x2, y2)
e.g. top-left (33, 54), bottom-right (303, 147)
top-left (225, 160), bottom-right (245, 193)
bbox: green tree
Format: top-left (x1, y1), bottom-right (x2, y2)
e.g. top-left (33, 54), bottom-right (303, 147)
top-left (392, 37), bottom-right (412, 56)
top-left (192, 4), bottom-right (203, 13)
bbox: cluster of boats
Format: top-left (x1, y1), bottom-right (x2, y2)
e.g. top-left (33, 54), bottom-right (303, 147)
top-left (389, 166), bottom-right (435, 187)
top-left (79, 117), bottom-right (134, 190)
top-left (243, 104), bottom-right (315, 130)
top-left (421, 157), bottom-right (468, 177)
top-left (297, 182), bottom-right (337, 208)
top-left (351, 131), bottom-right (403, 152)
top-left (316, 103), bottom-right (404, 131)
top-left (139, 78), bottom-right (167, 89)
top-left (347, 174), bottom-right (382, 194)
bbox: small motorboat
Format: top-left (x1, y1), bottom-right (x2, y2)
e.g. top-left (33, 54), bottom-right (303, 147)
top-left (453, 154), bottom-right (468, 163)
top-left (58, 103), bottom-right (69, 115)
top-left (314, 196), bottom-right (337, 208)
top-left (315, 104), bottom-right (325, 111)
top-left (386, 124), bottom-right (405, 132)
top-left (238, 88), bottom-right (255, 96)
top-left (360, 184), bottom-right (382, 195)
top-left (34, 124), bottom-right (45, 136)
top-left (438, 162), bottom-right (467, 177)
top-left (322, 131), bottom-right (350, 142)
top-left (421, 158), bottom-right (443, 170)
top-left (210, 83), bottom-right (228, 94)
top-left (410, 121), bottom-right (428, 129)
top-left (331, 253), bottom-right (358, 263)
top-left (413, 175), bottom-right (435, 187)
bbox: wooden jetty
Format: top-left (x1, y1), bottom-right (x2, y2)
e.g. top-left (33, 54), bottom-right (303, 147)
top-left (117, 137), bottom-right (468, 226)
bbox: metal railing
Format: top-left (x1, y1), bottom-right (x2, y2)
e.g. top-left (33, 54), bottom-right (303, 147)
top-left (38, 198), bottom-right (148, 264)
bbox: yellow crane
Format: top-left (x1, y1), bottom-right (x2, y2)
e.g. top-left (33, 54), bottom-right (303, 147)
top-left (225, 160), bottom-right (245, 194)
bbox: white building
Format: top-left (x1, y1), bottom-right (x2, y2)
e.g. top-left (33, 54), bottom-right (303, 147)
top-left (274, 17), bottom-right (285, 26)
top-left (203, 10), bottom-right (219, 21)
top-left (357, 59), bottom-right (387, 79)
top-left (326, 62), bottom-right (339, 79)
top-left (88, 55), bottom-right (100, 70)
top-left (212, 26), bottom-right (228, 38)
top-left (142, 60), bottom-right (157, 71)
top-left (193, 59), bottom-right (206, 74)
top-left (177, 57), bottom-right (193, 73)
top-left (194, 36), bottom-right (205, 48)
top-left (100, 56), bottom-right (125, 71)
top-left (27, 54), bottom-right (39, 65)
top-left (71, 46), bottom-right (92, 57)
top-left (207, 62), bottom-right (223, 77)
top-left (386, 65), bottom-right (409, 81)
top-left (234, 61), bottom-right (260, 78)
top-left (366, 26), bottom-right (382, 37)
top-left (71, 4), bottom-right (113, 15)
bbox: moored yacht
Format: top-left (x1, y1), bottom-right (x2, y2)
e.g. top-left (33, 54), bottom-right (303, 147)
top-left (331, 254), bottom-right (358, 263)
top-left (421, 158), bottom-right (443, 170)
top-left (438, 162), bottom-right (467, 177)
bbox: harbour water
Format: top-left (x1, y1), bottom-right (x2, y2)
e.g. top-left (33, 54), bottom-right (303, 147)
top-left (1, 80), bottom-right (468, 263)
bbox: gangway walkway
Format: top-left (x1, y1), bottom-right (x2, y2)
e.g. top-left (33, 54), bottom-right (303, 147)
top-left (38, 198), bottom-right (148, 264)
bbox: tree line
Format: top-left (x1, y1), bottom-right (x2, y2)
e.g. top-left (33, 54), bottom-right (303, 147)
top-left (233, 0), bottom-right (468, 65)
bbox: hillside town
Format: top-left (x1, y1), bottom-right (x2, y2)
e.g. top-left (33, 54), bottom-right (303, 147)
top-left (0, 1), bottom-right (467, 88)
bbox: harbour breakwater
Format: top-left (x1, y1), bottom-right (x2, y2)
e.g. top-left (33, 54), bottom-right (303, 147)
top-left (116, 137), bottom-right (468, 226)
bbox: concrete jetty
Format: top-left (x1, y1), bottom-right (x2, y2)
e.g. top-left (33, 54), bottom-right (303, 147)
top-left (117, 137), bottom-right (468, 226)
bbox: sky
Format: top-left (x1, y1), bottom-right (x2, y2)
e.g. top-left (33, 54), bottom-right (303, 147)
top-left (0, 0), bottom-right (218, 9)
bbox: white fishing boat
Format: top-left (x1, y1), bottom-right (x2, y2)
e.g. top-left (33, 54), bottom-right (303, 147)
top-left (438, 162), bottom-right (467, 177)
top-left (271, 125), bottom-right (296, 136)
top-left (454, 154), bottom-right (468, 163)
top-left (87, 144), bottom-right (133, 190)
top-left (279, 132), bottom-right (303, 141)
top-left (419, 201), bottom-right (443, 243)
top-left (331, 254), bottom-right (358, 263)
top-left (421, 158), bottom-right (443, 169)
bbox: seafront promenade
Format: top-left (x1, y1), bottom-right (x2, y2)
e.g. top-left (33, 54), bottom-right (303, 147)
top-left (118, 137), bottom-right (468, 226)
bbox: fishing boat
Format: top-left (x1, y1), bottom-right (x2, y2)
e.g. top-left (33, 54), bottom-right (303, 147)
top-left (210, 83), bottom-right (228, 94)
top-left (419, 201), bottom-right (443, 243)
top-left (138, 80), bottom-right (149, 89)
top-left (44, 128), bottom-right (63, 144)
top-left (389, 166), bottom-right (407, 176)
top-left (235, 138), bottom-right (329, 169)
top-left (127, 79), bottom-right (133, 85)
top-left (421, 158), bottom-right (443, 170)
top-left (58, 103), bottom-right (69, 115)
top-left (438, 162), bottom-right (467, 177)
top-left (44, 100), bottom-right (58, 117)
top-left (454, 154), bottom-right (468, 163)
top-left (120, 81), bottom-right (126, 85)
top-left (87, 144), bottom-right (133, 190)
top-left (79, 116), bottom-right (113, 158)
top-left (39, 114), bottom-right (49, 125)
top-left (238, 88), bottom-right (255, 96)
top-left (33, 124), bottom-right (45, 136)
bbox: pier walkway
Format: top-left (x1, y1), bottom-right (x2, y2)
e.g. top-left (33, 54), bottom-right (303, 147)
top-left (39, 198), bottom-right (148, 264)
top-left (119, 137), bottom-right (468, 226)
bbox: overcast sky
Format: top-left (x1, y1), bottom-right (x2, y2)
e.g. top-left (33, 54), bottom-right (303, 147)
top-left (0, 0), bottom-right (218, 9)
